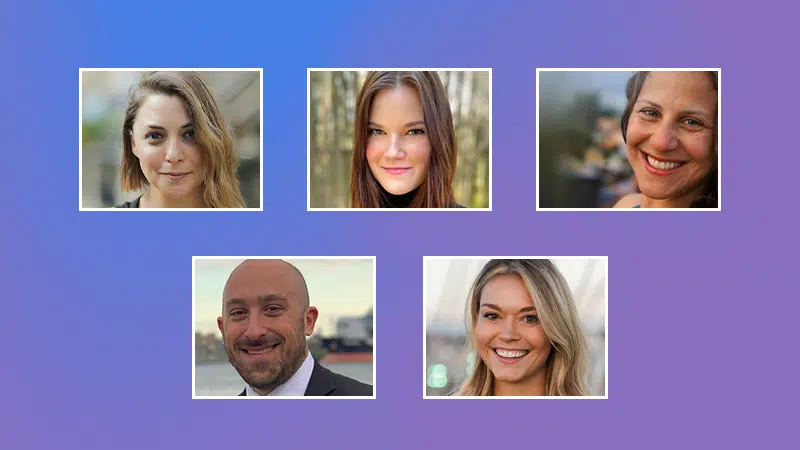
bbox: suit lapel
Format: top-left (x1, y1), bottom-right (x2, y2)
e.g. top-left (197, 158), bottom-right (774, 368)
top-left (303, 361), bottom-right (336, 396)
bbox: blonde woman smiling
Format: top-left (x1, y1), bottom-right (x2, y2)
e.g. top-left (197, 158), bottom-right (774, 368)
top-left (457, 259), bottom-right (589, 396)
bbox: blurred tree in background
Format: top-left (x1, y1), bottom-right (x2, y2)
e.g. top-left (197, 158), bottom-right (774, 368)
top-left (309, 71), bottom-right (491, 208)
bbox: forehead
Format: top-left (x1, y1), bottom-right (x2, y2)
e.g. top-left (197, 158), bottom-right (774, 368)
top-left (134, 94), bottom-right (191, 128)
top-left (369, 86), bottom-right (424, 123)
top-left (480, 274), bottom-right (535, 308)
top-left (638, 72), bottom-right (717, 111)
top-left (223, 263), bottom-right (302, 305)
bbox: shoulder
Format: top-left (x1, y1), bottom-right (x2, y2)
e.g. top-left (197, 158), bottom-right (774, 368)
top-left (614, 194), bottom-right (641, 208)
top-left (115, 196), bottom-right (141, 208)
top-left (315, 364), bottom-right (373, 396)
top-left (330, 370), bottom-right (373, 396)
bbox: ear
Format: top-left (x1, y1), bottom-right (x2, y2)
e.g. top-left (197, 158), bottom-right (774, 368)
top-left (304, 306), bottom-right (319, 336)
top-left (217, 316), bottom-right (224, 335)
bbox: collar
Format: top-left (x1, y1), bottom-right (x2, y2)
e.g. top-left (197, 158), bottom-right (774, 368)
top-left (245, 351), bottom-right (314, 397)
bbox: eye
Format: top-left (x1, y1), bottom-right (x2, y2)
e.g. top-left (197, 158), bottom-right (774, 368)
top-left (639, 108), bottom-right (659, 118)
top-left (682, 118), bottom-right (704, 128)
top-left (230, 309), bottom-right (247, 319)
top-left (523, 315), bottom-right (539, 324)
top-left (368, 128), bottom-right (385, 136)
top-left (483, 312), bottom-right (499, 320)
top-left (183, 129), bottom-right (195, 140)
top-left (145, 131), bottom-right (164, 140)
top-left (264, 305), bottom-right (284, 315)
top-left (407, 128), bottom-right (425, 136)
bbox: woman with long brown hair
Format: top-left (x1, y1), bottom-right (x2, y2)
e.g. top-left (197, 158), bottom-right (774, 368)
top-left (118, 71), bottom-right (246, 208)
top-left (349, 71), bottom-right (462, 208)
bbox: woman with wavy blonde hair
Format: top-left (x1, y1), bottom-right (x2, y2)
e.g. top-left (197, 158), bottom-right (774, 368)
top-left (118, 71), bottom-right (246, 208)
top-left (457, 259), bottom-right (589, 396)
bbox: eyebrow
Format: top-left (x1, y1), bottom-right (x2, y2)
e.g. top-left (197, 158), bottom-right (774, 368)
top-left (224, 294), bottom-right (288, 310)
top-left (146, 123), bottom-right (194, 130)
top-left (480, 303), bottom-right (536, 313)
top-left (636, 100), bottom-right (712, 118)
top-left (368, 120), bottom-right (426, 128)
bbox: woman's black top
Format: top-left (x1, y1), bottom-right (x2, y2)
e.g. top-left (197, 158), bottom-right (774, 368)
top-left (379, 187), bottom-right (464, 208)
top-left (115, 196), bottom-right (141, 208)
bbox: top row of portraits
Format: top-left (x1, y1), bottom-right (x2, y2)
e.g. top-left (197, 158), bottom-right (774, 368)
top-left (79, 68), bottom-right (720, 211)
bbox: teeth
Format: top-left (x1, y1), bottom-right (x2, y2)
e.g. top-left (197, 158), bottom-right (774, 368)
top-left (247, 348), bottom-right (272, 355)
top-left (647, 155), bottom-right (681, 170)
top-left (496, 349), bottom-right (528, 358)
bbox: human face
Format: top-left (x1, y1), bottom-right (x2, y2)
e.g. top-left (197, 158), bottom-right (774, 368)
top-left (366, 86), bottom-right (431, 195)
top-left (625, 72), bottom-right (717, 206)
top-left (475, 274), bottom-right (552, 391)
top-left (217, 261), bottom-right (317, 394)
top-left (130, 95), bottom-right (205, 200)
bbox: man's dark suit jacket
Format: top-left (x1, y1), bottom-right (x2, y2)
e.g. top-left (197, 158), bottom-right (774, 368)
top-left (238, 360), bottom-right (373, 397)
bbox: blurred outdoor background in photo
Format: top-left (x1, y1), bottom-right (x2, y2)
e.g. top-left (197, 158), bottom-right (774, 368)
top-left (425, 258), bottom-right (606, 396)
top-left (309, 71), bottom-right (491, 208)
top-left (194, 258), bottom-right (374, 397)
top-left (81, 70), bottom-right (262, 208)
top-left (539, 71), bottom-right (637, 208)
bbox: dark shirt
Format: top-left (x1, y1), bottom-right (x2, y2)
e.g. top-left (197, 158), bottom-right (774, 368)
top-left (115, 196), bottom-right (141, 208)
top-left (379, 187), bottom-right (464, 208)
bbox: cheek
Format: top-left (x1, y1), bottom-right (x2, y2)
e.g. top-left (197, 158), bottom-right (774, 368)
top-left (366, 141), bottom-right (383, 165)
top-left (684, 134), bottom-right (715, 165)
top-left (474, 322), bottom-right (493, 349)
top-left (186, 144), bottom-right (205, 169)
top-left (406, 140), bottom-right (431, 167)
top-left (626, 117), bottom-right (649, 144)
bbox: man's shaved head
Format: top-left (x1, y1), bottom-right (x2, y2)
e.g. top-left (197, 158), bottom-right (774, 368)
top-left (222, 259), bottom-right (310, 313)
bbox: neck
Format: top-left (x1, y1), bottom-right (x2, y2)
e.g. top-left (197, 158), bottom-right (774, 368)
top-left (492, 370), bottom-right (547, 396)
top-left (140, 188), bottom-right (205, 209)
top-left (640, 184), bottom-right (705, 209)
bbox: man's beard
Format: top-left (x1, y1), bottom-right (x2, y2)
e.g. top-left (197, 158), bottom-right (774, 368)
top-left (225, 332), bottom-right (307, 394)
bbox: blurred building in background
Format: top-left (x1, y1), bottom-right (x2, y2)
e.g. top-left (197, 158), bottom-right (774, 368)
top-left (309, 71), bottom-right (490, 208)
top-left (81, 70), bottom-right (261, 208)
top-left (425, 258), bottom-right (606, 396)
top-left (539, 71), bottom-right (637, 208)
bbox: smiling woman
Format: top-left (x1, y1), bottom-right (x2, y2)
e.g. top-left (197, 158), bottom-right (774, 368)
top-left (457, 259), bottom-right (589, 396)
top-left (117, 71), bottom-right (246, 208)
top-left (615, 71), bottom-right (719, 209)
top-left (350, 71), bottom-right (462, 208)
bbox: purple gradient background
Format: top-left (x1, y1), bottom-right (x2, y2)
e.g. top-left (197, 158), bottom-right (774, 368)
top-left (0, 0), bottom-right (794, 449)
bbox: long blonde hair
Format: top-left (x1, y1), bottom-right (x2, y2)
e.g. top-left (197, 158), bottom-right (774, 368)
top-left (457, 259), bottom-right (589, 396)
top-left (121, 71), bottom-right (246, 208)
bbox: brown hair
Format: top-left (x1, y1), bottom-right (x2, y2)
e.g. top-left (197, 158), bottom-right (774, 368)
top-left (121, 71), bottom-right (246, 208)
top-left (349, 71), bottom-right (458, 208)
top-left (457, 259), bottom-right (589, 396)
top-left (620, 71), bottom-right (719, 208)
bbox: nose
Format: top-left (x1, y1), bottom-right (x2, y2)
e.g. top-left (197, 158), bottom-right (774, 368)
top-left (649, 122), bottom-right (679, 152)
top-left (498, 318), bottom-right (521, 341)
top-left (385, 134), bottom-right (405, 159)
top-left (243, 313), bottom-right (268, 341)
top-left (164, 138), bottom-right (186, 164)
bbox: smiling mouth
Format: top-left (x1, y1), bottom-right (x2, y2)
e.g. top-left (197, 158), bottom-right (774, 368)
top-left (383, 167), bottom-right (410, 175)
top-left (640, 149), bottom-right (686, 173)
top-left (241, 343), bottom-right (279, 356)
top-left (162, 172), bottom-right (191, 178)
top-left (494, 348), bottom-right (530, 360)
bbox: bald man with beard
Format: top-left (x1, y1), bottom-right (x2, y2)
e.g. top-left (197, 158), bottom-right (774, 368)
top-left (217, 259), bottom-right (372, 396)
